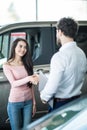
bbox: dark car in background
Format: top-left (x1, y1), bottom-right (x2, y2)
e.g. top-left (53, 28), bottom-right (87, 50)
top-left (0, 21), bottom-right (87, 129)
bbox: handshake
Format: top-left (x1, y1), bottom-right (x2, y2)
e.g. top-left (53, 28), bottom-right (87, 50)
top-left (29, 74), bottom-right (39, 85)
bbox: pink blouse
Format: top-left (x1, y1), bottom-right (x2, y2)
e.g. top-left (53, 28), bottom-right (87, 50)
top-left (3, 64), bottom-right (33, 102)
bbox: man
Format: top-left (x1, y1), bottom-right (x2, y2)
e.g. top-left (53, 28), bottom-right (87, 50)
top-left (39, 17), bottom-right (87, 111)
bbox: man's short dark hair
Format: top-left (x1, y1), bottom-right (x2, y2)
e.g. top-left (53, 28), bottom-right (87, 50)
top-left (56, 17), bottom-right (79, 39)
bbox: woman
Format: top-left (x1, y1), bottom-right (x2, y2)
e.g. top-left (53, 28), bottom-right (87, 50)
top-left (3, 38), bottom-right (38, 130)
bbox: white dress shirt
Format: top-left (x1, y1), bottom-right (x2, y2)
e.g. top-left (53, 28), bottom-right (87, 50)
top-left (40, 42), bottom-right (87, 102)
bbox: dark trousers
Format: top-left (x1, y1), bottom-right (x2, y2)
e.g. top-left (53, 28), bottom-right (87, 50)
top-left (48, 96), bottom-right (80, 112)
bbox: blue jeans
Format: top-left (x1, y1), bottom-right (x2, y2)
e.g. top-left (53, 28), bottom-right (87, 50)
top-left (7, 100), bottom-right (33, 130)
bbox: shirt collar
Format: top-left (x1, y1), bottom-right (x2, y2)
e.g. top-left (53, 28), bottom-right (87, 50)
top-left (59, 41), bottom-right (76, 51)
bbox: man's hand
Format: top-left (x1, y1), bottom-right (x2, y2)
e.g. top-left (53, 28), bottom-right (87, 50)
top-left (41, 100), bottom-right (47, 104)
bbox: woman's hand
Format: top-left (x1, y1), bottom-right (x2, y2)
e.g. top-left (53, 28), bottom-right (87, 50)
top-left (32, 74), bottom-right (39, 85)
top-left (29, 75), bottom-right (39, 85)
top-left (32, 104), bottom-right (36, 117)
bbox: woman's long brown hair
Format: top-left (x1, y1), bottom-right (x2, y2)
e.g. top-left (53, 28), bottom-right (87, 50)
top-left (9, 38), bottom-right (33, 87)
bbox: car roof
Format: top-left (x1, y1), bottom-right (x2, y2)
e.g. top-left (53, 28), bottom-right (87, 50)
top-left (0, 21), bottom-right (87, 34)
top-left (0, 21), bottom-right (57, 34)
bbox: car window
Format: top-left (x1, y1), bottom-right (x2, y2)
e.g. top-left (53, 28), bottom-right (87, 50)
top-left (2, 35), bottom-right (9, 58)
top-left (0, 35), bottom-right (2, 51)
top-left (0, 34), bottom-right (9, 68)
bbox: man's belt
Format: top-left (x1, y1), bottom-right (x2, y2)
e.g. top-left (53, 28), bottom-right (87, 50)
top-left (54, 95), bottom-right (80, 102)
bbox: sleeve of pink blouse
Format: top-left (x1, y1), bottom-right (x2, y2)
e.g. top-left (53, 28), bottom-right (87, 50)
top-left (3, 64), bottom-right (30, 88)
